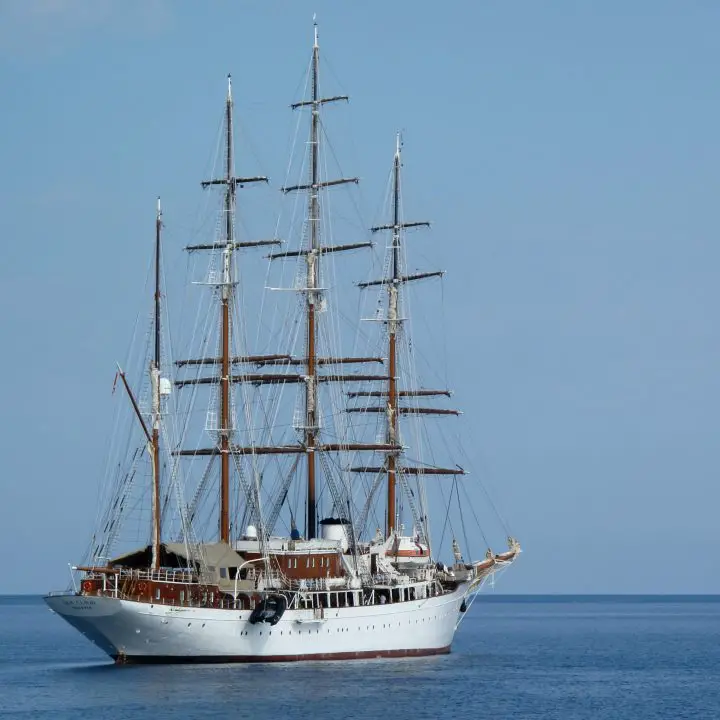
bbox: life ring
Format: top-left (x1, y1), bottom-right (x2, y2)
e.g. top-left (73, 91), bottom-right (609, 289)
top-left (138, 581), bottom-right (147, 593)
top-left (81, 580), bottom-right (93, 593)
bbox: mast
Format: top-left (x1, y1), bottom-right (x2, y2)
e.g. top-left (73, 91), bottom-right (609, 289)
top-left (282, 21), bottom-right (364, 539)
top-left (196, 22), bottom-right (383, 540)
top-left (363, 138), bottom-right (435, 538)
top-left (175, 76), bottom-right (272, 542)
top-left (386, 136), bottom-right (401, 537)
top-left (354, 144), bottom-right (465, 539)
top-left (305, 23), bottom-right (320, 540)
top-left (151, 197), bottom-right (162, 569)
top-left (293, 22), bottom-right (365, 539)
top-left (219, 75), bottom-right (233, 543)
top-left (114, 198), bottom-right (165, 568)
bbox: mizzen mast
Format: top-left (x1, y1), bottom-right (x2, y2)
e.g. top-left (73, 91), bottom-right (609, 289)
top-left (213, 75), bottom-right (274, 543)
top-left (150, 197), bottom-right (163, 569)
top-left (113, 198), bottom-right (165, 569)
top-left (174, 75), bottom-right (274, 544)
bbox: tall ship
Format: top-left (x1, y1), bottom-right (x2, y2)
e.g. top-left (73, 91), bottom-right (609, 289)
top-left (45, 24), bottom-right (520, 663)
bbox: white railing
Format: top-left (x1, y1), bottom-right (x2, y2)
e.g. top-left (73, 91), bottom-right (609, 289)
top-left (116, 568), bottom-right (197, 584)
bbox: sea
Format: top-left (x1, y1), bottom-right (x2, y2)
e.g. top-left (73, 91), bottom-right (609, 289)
top-left (0, 595), bottom-right (718, 719)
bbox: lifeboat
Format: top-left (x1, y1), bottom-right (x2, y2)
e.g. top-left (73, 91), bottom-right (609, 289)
top-left (248, 594), bottom-right (287, 626)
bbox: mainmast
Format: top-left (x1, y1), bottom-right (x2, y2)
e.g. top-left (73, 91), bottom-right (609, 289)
top-left (151, 197), bottom-right (162, 569)
top-left (275, 22), bottom-right (365, 539)
top-left (219, 75), bottom-right (233, 544)
top-left (305, 23), bottom-right (321, 541)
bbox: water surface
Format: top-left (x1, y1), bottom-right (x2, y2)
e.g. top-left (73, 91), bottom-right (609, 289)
top-left (1, 595), bottom-right (718, 719)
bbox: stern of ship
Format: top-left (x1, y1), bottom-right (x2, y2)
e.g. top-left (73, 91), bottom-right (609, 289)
top-left (45, 592), bottom-right (124, 659)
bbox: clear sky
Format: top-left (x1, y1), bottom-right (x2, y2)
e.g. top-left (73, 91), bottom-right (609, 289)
top-left (1, 0), bottom-right (719, 594)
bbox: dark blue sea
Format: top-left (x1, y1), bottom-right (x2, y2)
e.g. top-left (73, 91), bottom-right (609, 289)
top-left (1, 595), bottom-right (718, 719)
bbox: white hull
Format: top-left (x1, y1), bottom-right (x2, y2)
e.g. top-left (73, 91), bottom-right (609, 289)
top-left (45, 587), bottom-right (468, 663)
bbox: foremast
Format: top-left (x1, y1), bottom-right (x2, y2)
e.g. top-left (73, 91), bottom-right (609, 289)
top-left (356, 138), bottom-right (465, 539)
top-left (383, 137), bottom-right (430, 536)
top-left (386, 137), bottom-right (402, 537)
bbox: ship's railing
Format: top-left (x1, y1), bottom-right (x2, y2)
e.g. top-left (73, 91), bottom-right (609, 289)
top-left (81, 567), bottom-right (197, 585)
top-left (116, 568), bottom-right (197, 584)
top-left (83, 564), bottom-right (451, 608)
top-left (263, 577), bottom-right (448, 611)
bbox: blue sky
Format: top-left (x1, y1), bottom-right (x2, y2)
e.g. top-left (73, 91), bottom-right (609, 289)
top-left (1, 1), bottom-right (719, 594)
